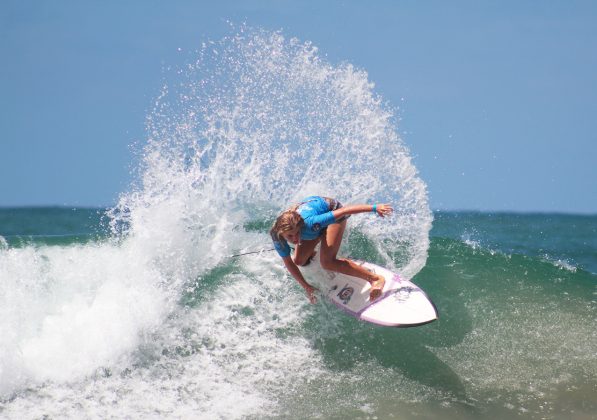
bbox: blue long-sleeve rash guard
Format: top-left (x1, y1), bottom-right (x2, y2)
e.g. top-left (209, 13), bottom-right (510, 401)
top-left (271, 196), bottom-right (338, 258)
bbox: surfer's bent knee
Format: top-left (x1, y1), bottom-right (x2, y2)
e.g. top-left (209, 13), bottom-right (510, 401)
top-left (293, 258), bottom-right (307, 267)
top-left (293, 255), bottom-right (311, 266)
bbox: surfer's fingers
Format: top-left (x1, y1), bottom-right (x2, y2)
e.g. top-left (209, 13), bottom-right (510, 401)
top-left (381, 203), bottom-right (393, 211)
top-left (378, 203), bottom-right (394, 217)
top-left (306, 287), bottom-right (318, 303)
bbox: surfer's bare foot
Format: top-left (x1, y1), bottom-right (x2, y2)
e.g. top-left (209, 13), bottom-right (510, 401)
top-left (369, 274), bottom-right (385, 300)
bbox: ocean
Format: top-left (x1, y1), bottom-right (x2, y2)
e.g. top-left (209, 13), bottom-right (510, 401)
top-left (1, 27), bottom-right (595, 419)
top-left (1, 208), bottom-right (595, 419)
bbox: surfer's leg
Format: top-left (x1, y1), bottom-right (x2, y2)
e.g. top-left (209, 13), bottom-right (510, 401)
top-left (292, 237), bottom-right (320, 266)
top-left (320, 220), bottom-right (386, 300)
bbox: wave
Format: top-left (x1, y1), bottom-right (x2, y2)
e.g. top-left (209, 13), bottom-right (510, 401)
top-left (3, 228), bottom-right (594, 418)
top-left (0, 27), bottom-right (432, 419)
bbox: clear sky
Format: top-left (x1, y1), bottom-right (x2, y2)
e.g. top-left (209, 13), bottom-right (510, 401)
top-left (1, 1), bottom-right (596, 213)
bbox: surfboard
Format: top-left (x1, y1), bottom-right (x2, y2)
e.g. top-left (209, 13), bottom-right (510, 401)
top-left (304, 259), bottom-right (438, 327)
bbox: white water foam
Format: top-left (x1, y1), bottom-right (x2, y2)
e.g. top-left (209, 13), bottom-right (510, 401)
top-left (2, 248), bottom-right (323, 418)
top-left (0, 241), bottom-right (170, 394)
top-left (1, 27), bottom-right (431, 418)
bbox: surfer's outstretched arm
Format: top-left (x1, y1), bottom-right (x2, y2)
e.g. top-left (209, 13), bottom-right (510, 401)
top-left (282, 256), bottom-right (318, 304)
top-left (332, 203), bottom-right (393, 219)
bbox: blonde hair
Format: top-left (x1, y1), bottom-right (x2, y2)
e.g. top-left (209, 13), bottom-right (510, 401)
top-left (270, 207), bottom-right (304, 239)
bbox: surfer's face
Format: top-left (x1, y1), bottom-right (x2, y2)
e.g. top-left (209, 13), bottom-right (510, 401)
top-left (282, 227), bottom-right (301, 244)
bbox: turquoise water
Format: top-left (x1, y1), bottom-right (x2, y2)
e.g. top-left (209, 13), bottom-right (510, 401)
top-left (1, 27), bottom-right (595, 419)
top-left (1, 208), bottom-right (595, 419)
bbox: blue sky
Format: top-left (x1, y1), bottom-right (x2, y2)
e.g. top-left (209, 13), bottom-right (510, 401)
top-left (1, 1), bottom-right (596, 213)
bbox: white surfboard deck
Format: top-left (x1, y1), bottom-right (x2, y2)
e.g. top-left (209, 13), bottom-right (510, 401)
top-left (304, 258), bottom-right (438, 327)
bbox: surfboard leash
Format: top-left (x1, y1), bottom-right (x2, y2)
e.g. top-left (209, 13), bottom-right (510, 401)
top-left (230, 248), bottom-right (276, 258)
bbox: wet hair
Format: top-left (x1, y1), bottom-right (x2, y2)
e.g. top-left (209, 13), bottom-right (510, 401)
top-left (270, 207), bottom-right (304, 239)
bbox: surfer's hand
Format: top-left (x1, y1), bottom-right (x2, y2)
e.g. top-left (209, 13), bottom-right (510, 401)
top-left (306, 285), bottom-right (318, 304)
top-left (375, 203), bottom-right (393, 218)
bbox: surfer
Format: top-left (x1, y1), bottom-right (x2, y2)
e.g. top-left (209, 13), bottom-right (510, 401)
top-left (270, 196), bottom-right (393, 304)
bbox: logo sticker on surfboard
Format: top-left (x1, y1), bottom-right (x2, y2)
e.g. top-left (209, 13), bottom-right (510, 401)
top-left (337, 284), bottom-right (354, 304)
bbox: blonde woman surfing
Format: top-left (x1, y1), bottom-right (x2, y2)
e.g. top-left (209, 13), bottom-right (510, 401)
top-left (270, 196), bottom-right (393, 304)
